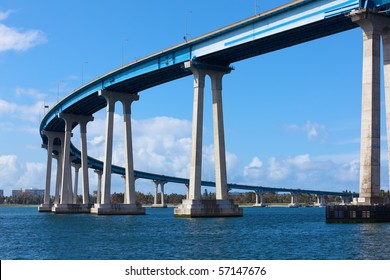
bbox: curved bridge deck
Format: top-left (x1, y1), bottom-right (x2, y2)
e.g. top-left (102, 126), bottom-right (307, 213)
top-left (39, 0), bottom-right (390, 214)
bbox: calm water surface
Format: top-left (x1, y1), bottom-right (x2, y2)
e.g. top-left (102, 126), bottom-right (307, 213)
top-left (1, 206), bottom-right (389, 260)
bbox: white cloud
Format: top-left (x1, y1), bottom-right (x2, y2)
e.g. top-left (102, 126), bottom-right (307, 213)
top-left (239, 152), bottom-right (360, 192)
top-left (243, 156), bottom-right (263, 178)
top-left (0, 155), bottom-right (19, 188)
top-left (0, 25), bottom-right (46, 53)
top-left (15, 87), bottom-right (47, 101)
top-left (268, 156), bottom-right (290, 181)
top-left (286, 154), bottom-right (311, 170)
top-left (89, 135), bottom-right (105, 146)
top-left (285, 121), bottom-right (328, 142)
top-left (133, 117), bottom-right (192, 176)
top-left (336, 159), bottom-right (360, 182)
top-left (0, 155), bottom-right (48, 195)
top-left (16, 162), bottom-right (46, 188)
top-left (0, 10), bottom-right (13, 21)
top-left (86, 115), bottom-right (193, 177)
top-left (0, 10), bottom-right (47, 53)
top-left (0, 121), bottom-right (37, 134)
top-left (267, 154), bottom-right (336, 184)
top-left (0, 98), bottom-right (47, 124)
top-left (0, 99), bottom-right (17, 114)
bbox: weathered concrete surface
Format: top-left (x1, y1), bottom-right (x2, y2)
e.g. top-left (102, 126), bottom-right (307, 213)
top-left (174, 199), bottom-right (243, 218)
top-left (51, 203), bottom-right (92, 214)
top-left (38, 204), bottom-right (52, 212)
top-left (90, 203), bottom-right (145, 215)
top-left (350, 11), bottom-right (390, 205)
top-left (151, 204), bottom-right (168, 208)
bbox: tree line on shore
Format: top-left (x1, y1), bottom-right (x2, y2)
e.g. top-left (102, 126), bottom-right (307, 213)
top-left (3, 188), bottom-right (384, 205)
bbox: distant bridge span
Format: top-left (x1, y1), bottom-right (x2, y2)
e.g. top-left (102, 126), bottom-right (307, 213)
top-left (39, 0), bottom-right (390, 214)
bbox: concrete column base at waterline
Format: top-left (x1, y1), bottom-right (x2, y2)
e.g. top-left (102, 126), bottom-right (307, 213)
top-left (326, 204), bottom-right (390, 223)
top-left (38, 204), bottom-right (52, 212)
top-left (174, 199), bottom-right (243, 218)
top-left (90, 203), bottom-right (145, 215)
top-left (51, 203), bottom-right (92, 214)
top-left (151, 204), bottom-right (168, 208)
top-left (253, 203), bottom-right (267, 208)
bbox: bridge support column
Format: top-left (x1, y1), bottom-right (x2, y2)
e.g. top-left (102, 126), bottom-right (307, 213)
top-left (152, 180), bottom-right (168, 208)
top-left (350, 11), bottom-right (390, 205)
top-left (185, 184), bottom-right (189, 199)
top-left (51, 113), bottom-right (93, 214)
top-left (72, 163), bottom-right (81, 204)
top-left (174, 61), bottom-right (242, 217)
top-left (94, 169), bottom-right (103, 204)
top-left (91, 90), bottom-right (144, 215)
top-left (79, 117), bottom-right (93, 205)
top-left (253, 190), bottom-right (266, 207)
top-left (53, 145), bottom-right (63, 205)
top-left (39, 131), bottom-right (64, 212)
top-left (288, 193), bottom-right (300, 208)
top-left (314, 195), bottom-right (326, 207)
top-left (58, 113), bottom-right (74, 206)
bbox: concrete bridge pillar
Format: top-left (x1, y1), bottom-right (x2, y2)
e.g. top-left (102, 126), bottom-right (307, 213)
top-left (94, 169), bottom-right (103, 204)
top-left (152, 180), bottom-right (167, 208)
top-left (53, 144), bottom-right (63, 205)
top-left (38, 131), bottom-right (64, 212)
top-left (350, 10), bottom-right (390, 205)
top-left (288, 192), bottom-right (300, 208)
top-left (211, 71), bottom-right (229, 200)
top-left (185, 184), bottom-right (189, 199)
top-left (72, 163), bottom-right (81, 204)
top-left (339, 196), bottom-right (348, 205)
top-left (50, 113), bottom-right (93, 213)
top-left (314, 195), bottom-right (326, 207)
top-left (174, 61), bottom-right (242, 217)
top-left (91, 90), bottom-right (144, 215)
top-left (121, 175), bottom-right (127, 202)
top-left (58, 113), bottom-right (74, 206)
top-left (253, 190), bottom-right (266, 207)
top-left (79, 117), bottom-right (93, 204)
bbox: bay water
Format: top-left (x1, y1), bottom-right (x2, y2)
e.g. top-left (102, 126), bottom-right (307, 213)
top-left (1, 206), bottom-right (389, 260)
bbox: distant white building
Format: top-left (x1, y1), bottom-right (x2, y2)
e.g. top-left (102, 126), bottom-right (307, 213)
top-left (12, 189), bottom-right (23, 196)
top-left (24, 188), bottom-right (44, 197)
top-left (12, 188), bottom-right (44, 197)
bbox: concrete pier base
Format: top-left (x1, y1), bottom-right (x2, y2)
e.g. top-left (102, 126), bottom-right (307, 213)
top-left (288, 204), bottom-right (300, 208)
top-left (326, 205), bottom-right (390, 223)
top-left (90, 203), bottom-right (145, 215)
top-left (174, 199), bottom-right (243, 218)
top-left (352, 196), bottom-right (384, 205)
top-left (253, 203), bottom-right (267, 208)
top-left (51, 203), bottom-right (92, 214)
top-left (151, 204), bottom-right (167, 208)
top-left (38, 204), bottom-right (52, 212)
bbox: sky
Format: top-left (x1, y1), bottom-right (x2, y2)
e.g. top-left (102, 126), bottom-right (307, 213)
top-left (0, 0), bottom-right (387, 197)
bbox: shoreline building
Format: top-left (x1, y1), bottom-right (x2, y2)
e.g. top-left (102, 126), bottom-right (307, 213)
top-left (12, 188), bottom-right (44, 197)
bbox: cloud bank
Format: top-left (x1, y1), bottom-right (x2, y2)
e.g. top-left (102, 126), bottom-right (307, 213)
top-left (0, 10), bottom-right (47, 53)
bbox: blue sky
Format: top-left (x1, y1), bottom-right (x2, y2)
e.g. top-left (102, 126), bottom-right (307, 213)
top-left (0, 0), bottom-right (386, 196)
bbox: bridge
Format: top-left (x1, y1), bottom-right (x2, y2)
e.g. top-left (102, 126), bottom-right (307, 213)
top-left (38, 0), bottom-right (390, 216)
